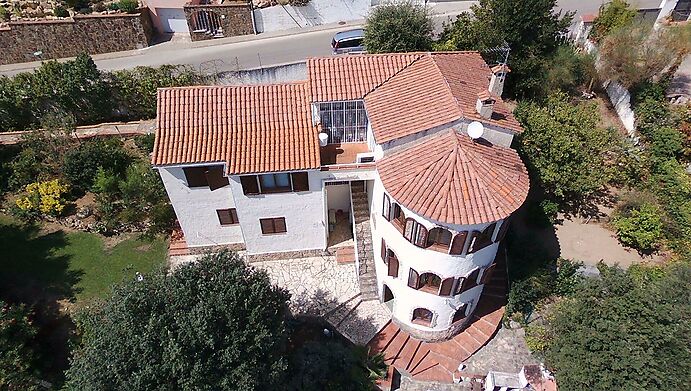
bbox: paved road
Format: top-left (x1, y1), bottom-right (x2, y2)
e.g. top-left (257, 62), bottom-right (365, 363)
top-left (0, 0), bottom-right (661, 76)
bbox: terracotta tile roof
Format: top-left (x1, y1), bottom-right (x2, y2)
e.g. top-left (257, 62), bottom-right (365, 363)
top-left (363, 55), bottom-right (463, 143)
top-left (377, 129), bottom-right (529, 225)
top-left (307, 53), bottom-right (421, 102)
top-left (152, 83), bottom-right (321, 175)
top-left (431, 52), bottom-right (523, 133)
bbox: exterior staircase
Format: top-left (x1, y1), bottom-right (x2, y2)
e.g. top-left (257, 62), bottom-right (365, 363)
top-left (351, 181), bottom-right (378, 301)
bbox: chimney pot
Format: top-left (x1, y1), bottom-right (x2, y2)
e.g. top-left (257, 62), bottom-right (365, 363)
top-left (476, 90), bottom-right (495, 119)
top-left (489, 64), bottom-right (511, 97)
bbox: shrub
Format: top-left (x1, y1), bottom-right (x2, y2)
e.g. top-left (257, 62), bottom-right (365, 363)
top-left (364, 2), bottom-right (433, 53)
top-left (63, 138), bottom-right (131, 193)
top-left (590, 0), bottom-right (636, 42)
top-left (117, 0), bottom-right (138, 14)
top-left (544, 46), bottom-right (597, 95)
top-left (134, 134), bottom-right (155, 154)
top-left (15, 179), bottom-right (70, 218)
top-left (65, 0), bottom-right (92, 10)
top-left (0, 6), bottom-right (10, 21)
top-left (611, 198), bottom-right (663, 252)
top-left (53, 6), bottom-right (69, 17)
top-left (0, 301), bottom-right (42, 390)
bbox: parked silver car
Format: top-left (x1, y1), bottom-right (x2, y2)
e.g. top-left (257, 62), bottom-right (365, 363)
top-left (331, 28), bottom-right (366, 54)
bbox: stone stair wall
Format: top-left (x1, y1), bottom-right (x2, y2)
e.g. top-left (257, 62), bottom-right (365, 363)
top-left (351, 181), bottom-right (378, 301)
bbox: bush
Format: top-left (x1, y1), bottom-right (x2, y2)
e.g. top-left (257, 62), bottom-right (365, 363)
top-left (15, 179), bottom-right (70, 219)
top-left (363, 2), bottom-right (433, 53)
top-left (134, 134), bottom-right (155, 154)
top-left (611, 197), bottom-right (663, 252)
top-left (544, 46), bottom-right (597, 95)
top-left (117, 0), bottom-right (138, 14)
top-left (0, 6), bottom-right (10, 21)
top-left (53, 5), bottom-right (69, 17)
top-left (590, 0), bottom-right (636, 42)
top-left (0, 301), bottom-right (42, 390)
top-left (63, 138), bottom-right (131, 193)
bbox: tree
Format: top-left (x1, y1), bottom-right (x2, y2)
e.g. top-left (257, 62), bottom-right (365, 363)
top-left (598, 22), bottom-right (690, 88)
top-left (0, 301), bottom-right (42, 390)
top-left (65, 251), bottom-right (291, 390)
top-left (363, 2), bottom-right (433, 53)
top-left (514, 92), bottom-right (624, 212)
top-left (436, 0), bottom-right (573, 98)
top-left (589, 0), bottom-right (636, 43)
top-left (542, 263), bottom-right (691, 390)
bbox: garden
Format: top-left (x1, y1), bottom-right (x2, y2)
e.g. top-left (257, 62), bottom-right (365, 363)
top-left (0, 0), bottom-right (141, 22)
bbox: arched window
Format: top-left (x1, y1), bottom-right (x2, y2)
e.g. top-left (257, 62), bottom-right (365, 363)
top-left (452, 303), bottom-right (468, 323)
top-left (412, 308), bottom-right (433, 326)
top-left (404, 218), bottom-right (427, 248)
top-left (386, 249), bottom-right (399, 277)
top-left (418, 272), bottom-right (441, 293)
top-left (391, 203), bottom-right (405, 231)
top-left (426, 227), bottom-right (452, 252)
top-left (467, 222), bottom-right (497, 254)
top-left (449, 231), bottom-right (469, 255)
top-left (382, 193), bottom-right (391, 220)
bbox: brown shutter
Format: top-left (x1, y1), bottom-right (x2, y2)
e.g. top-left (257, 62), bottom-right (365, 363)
top-left (274, 217), bottom-right (287, 233)
top-left (388, 255), bottom-right (399, 277)
top-left (461, 268), bottom-right (480, 292)
top-left (495, 219), bottom-right (510, 243)
top-left (466, 231), bottom-right (481, 254)
top-left (417, 225), bottom-right (428, 248)
top-left (240, 175), bottom-right (260, 195)
top-left (454, 278), bottom-right (465, 295)
top-left (450, 231), bottom-right (468, 255)
top-left (230, 208), bottom-right (239, 224)
top-left (291, 172), bottom-right (309, 192)
top-left (381, 238), bottom-right (387, 262)
top-left (183, 166), bottom-right (208, 187)
top-left (408, 268), bottom-right (419, 289)
top-left (481, 263), bottom-right (496, 284)
top-left (206, 166), bottom-right (229, 191)
top-left (217, 209), bottom-right (232, 225)
top-left (439, 277), bottom-right (454, 296)
top-left (404, 218), bottom-right (414, 242)
top-left (382, 194), bottom-right (391, 220)
top-left (260, 218), bottom-right (274, 234)
top-left (484, 222), bottom-right (497, 241)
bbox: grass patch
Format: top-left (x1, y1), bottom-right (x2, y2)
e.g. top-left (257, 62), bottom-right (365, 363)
top-left (0, 213), bottom-right (167, 304)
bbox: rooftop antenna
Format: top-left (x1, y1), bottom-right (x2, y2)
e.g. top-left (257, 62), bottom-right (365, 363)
top-left (467, 121), bottom-right (485, 141)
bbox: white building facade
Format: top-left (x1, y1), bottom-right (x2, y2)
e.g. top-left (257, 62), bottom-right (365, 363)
top-left (153, 52), bottom-right (530, 341)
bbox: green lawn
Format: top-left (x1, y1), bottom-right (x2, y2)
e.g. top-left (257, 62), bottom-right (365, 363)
top-left (0, 214), bottom-right (168, 303)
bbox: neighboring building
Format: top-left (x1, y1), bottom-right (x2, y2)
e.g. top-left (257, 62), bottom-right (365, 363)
top-left (152, 52), bottom-right (529, 342)
top-left (142, 0), bottom-right (254, 39)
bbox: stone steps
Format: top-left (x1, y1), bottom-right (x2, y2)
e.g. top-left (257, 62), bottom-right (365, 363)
top-left (351, 181), bottom-right (378, 302)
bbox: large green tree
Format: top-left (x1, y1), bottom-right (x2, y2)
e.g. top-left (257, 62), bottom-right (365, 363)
top-left (514, 92), bottom-right (626, 211)
top-left (65, 251), bottom-right (291, 390)
top-left (363, 1), bottom-right (433, 53)
top-left (436, 0), bottom-right (572, 98)
top-left (543, 263), bottom-right (691, 390)
top-left (0, 301), bottom-right (42, 390)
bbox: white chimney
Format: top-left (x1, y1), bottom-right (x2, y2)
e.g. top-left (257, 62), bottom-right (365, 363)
top-left (489, 64), bottom-right (511, 97)
top-left (475, 90), bottom-right (495, 119)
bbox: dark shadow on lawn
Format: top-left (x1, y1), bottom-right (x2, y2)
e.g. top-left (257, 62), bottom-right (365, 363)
top-left (0, 220), bottom-right (82, 387)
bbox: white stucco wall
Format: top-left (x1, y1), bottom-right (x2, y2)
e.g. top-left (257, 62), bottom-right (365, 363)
top-left (229, 170), bottom-right (327, 254)
top-left (370, 175), bottom-right (503, 332)
top-left (158, 165), bottom-right (245, 247)
top-left (326, 184), bottom-right (351, 213)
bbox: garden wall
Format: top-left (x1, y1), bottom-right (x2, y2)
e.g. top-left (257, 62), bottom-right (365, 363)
top-left (0, 11), bottom-right (155, 65)
top-left (183, 2), bottom-right (254, 41)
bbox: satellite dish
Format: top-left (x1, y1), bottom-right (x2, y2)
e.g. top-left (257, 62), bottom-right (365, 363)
top-left (467, 121), bottom-right (484, 140)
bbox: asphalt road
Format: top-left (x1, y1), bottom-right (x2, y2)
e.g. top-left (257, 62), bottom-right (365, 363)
top-left (0, 0), bottom-right (661, 76)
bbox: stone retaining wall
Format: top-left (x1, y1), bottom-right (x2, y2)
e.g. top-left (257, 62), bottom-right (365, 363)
top-left (183, 2), bottom-right (254, 42)
top-left (0, 11), bottom-right (155, 65)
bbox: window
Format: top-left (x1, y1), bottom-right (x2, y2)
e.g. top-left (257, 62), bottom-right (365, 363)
top-left (404, 218), bottom-right (427, 248)
top-left (426, 227), bottom-right (452, 252)
top-left (391, 204), bottom-right (405, 231)
top-left (412, 308), bottom-right (433, 327)
top-left (480, 263), bottom-right (496, 285)
top-left (318, 100), bottom-right (368, 143)
top-left (408, 268), bottom-right (419, 289)
top-left (382, 194), bottom-right (391, 221)
top-left (439, 277), bottom-right (454, 296)
top-left (240, 172), bottom-right (310, 195)
top-left (452, 303), bottom-right (468, 323)
top-left (460, 268), bottom-right (480, 292)
top-left (216, 208), bottom-right (239, 225)
top-left (183, 165), bottom-right (229, 190)
top-left (467, 223), bottom-right (497, 254)
top-left (386, 250), bottom-right (399, 278)
top-left (449, 231), bottom-right (469, 255)
top-left (260, 217), bottom-right (287, 234)
top-left (418, 273), bottom-right (441, 294)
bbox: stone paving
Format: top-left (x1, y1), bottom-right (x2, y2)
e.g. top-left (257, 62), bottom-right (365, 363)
top-left (462, 325), bottom-right (539, 375)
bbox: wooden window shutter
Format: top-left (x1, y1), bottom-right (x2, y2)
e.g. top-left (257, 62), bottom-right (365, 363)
top-left (388, 255), bottom-right (399, 277)
top-left (408, 268), bottom-right (419, 289)
top-left (206, 166), bottom-right (229, 191)
top-left (240, 175), bottom-right (260, 195)
top-left (495, 219), bottom-right (510, 243)
top-left (466, 231), bottom-right (481, 254)
top-left (481, 263), bottom-right (496, 284)
top-left (291, 172), bottom-right (309, 192)
top-left (414, 223), bottom-right (428, 248)
top-left (381, 238), bottom-right (387, 262)
top-left (216, 209), bottom-right (236, 226)
top-left (484, 222), bottom-right (497, 241)
top-left (230, 209), bottom-right (239, 224)
top-left (439, 277), bottom-right (454, 296)
top-left (260, 218), bottom-right (274, 234)
top-left (461, 268), bottom-right (480, 292)
top-left (382, 194), bottom-right (391, 220)
top-left (404, 218), bottom-right (414, 242)
top-left (454, 278), bottom-right (465, 295)
top-left (274, 218), bottom-right (287, 233)
top-left (449, 231), bottom-right (468, 255)
top-left (183, 166), bottom-right (208, 188)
